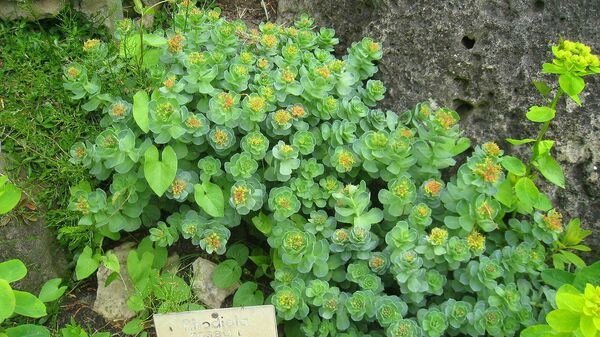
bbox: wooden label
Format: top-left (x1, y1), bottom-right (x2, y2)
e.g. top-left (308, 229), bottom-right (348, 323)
top-left (153, 305), bottom-right (278, 337)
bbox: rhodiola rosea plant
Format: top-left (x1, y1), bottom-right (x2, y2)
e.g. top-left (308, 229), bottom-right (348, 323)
top-left (62, 0), bottom-right (600, 335)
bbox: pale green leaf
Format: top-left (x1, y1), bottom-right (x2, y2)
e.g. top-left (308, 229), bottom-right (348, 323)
top-left (0, 259), bottom-right (27, 283)
top-left (144, 145), bottom-right (177, 197)
top-left (194, 181), bottom-right (224, 217)
top-left (133, 91), bottom-right (150, 133)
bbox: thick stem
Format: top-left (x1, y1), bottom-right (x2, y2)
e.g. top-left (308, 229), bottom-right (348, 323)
top-left (524, 88), bottom-right (564, 176)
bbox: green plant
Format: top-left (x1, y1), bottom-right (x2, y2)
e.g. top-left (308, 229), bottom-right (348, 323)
top-left (59, 319), bottom-right (110, 337)
top-left (521, 262), bottom-right (600, 337)
top-left (0, 175), bottom-right (21, 215)
top-left (63, 2), bottom-right (600, 336)
top-left (0, 259), bottom-right (67, 337)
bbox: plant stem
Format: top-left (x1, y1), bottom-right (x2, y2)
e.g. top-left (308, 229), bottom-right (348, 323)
top-left (524, 88), bottom-right (564, 176)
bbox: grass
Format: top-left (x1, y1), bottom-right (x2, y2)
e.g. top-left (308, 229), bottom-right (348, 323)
top-left (0, 10), bottom-right (109, 231)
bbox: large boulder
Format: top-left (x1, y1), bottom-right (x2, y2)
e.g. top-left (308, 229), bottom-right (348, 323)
top-left (277, 0), bottom-right (600, 257)
top-left (0, 0), bottom-right (65, 20)
top-left (0, 155), bottom-right (69, 293)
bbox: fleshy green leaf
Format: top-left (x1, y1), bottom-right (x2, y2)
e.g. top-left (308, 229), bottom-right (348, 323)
top-left (501, 156), bottom-right (527, 176)
top-left (0, 259), bottom-right (27, 283)
top-left (5, 325), bottom-right (50, 337)
top-left (13, 291), bottom-right (46, 318)
top-left (226, 244), bottom-right (249, 266)
top-left (555, 284), bottom-right (584, 312)
top-left (122, 318), bottom-right (144, 335)
top-left (535, 154), bottom-right (565, 188)
top-left (541, 268), bottom-right (574, 289)
top-left (533, 81), bottom-right (552, 96)
top-left (515, 177), bottom-right (540, 210)
top-left (212, 260), bottom-right (241, 289)
top-left (38, 279), bottom-right (67, 303)
top-left (559, 73), bottom-right (585, 105)
top-left (547, 309), bottom-right (580, 332)
top-left (194, 181), bottom-right (224, 218)
top-left (0, 279), bottom-right (16, 323)
top-left (526, 106), bottom-right (556, 123)
top-left (233, 282), bottom-right (264, 307)
top-left (144, 145), bottom-right (177, 197)
top-left (75, 246), bottom-right (100, 280)
top-left (506, 138), bottom-right (535, 145)
top-left (0, 177), bottom-right (21, 215)
top-left (133, 90), bottom-right (150, 133)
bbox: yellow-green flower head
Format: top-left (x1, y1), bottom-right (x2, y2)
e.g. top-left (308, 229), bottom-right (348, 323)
top-left (247, 95), bottom-right (266, 112)
top-left (316, 66), bottom-right (331, 78)
top-left (482, 142), bottom-right (502, 156)
top-left (240, 51), bottom-right (254, 64)
top-left (157, 103), bottom-right (175, 120)
top-left (76, 197), bottom-right (90, 214)
top-left (467, 231), bottom-right (486, 251)
top-left (188, 52), bottom-right (207, 65)
top-left (335, 150), bottom-right (356, 172)
top-left (282, 68), bottom-right (296, 83)
top-left (232, 185), bottom-right (249, 205)
top-left (232, 64), bottom-right (249, 76)
top-left (542, 209), bottom-right (563, 233)
top-left (423, 179), bottom-right (443, 197)
top-left (332, 228), bottom-right (349, 243)
top-left (476, 201), bottom-right (494, 219)
top-left (393, 179), bottom-right (411, 198)
top-left (276, 289), bottom-right (297, 309)
top-left (473, 157), bottom-right (502, 183)
top-left (427, 227), bottom-right (448, 246)
top-left (169, 179), bottom-right (187, 196)
top-left (434, 108), bottom-right (458, 129)
top-left (83, 39), bottom-right (101, 51)
top-left (257, 58), bottom-right (269, 69)
top-left (111, 103), bottom-right (126, 118)
top-left (273, 110), bottom-right (292, 125)
top-left (261, 34), bottom-right (278, 49)
top-left (369, 256), bottom-right (385, 270)
top-left (554, 40), bottom-right (600, 69)
top-left (67, 66), bottom-right (81, 79)
top-left (416, 204), bottom-right (430, 217)
top-left (328, 59), bottom-right (345, 73)
top-left (367, 40), bottom-right (381, 53)
top-left (284, 232), bottom-right (307, 251)
top-left (167, 34), bottom-right (185, 53)
top-left (185, 116), bottom-right (202, 129)
top-left (212, 129), bottom-right (230, 146)
top-left (583, 284), bottom-right (600, 318)
top-left (207, 9), bottom-right (220, 20)
top-left (203, 232), bottom-right (222, 250)
top-left (283, 44), bottom-right (299, 57)
top-left (163, 76), bottom-right (176, 89)
top-left (116, 18), bottom-right (133, 31)
top-left (290, 105), bottom-right (306, 118)
top-left (219, 92), bottom-right (235, 111)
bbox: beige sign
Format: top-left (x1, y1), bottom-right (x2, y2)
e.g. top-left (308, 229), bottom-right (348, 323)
top-left (153, 305), bottom-right (278, 337)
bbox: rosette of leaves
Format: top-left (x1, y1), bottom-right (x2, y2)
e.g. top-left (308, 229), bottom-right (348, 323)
top-left (417, 308), bottom-right (448, 337)
top-left (228, 178), bottom-right (265, 215)
top-left (379, 176), bottom-right (417, 218)
top-left (271, 280), bottom-right (309, 320)
top-left (224, 152), bottom-right (258, 179)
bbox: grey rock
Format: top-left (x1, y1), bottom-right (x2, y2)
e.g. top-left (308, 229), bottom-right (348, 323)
top-left (0, 154), bottom-right (69, 293)
top-left (277, 0), bottom-right (600, 258)
top-left (74, 0), bottom-right (123, 30)
top-left (93, 242), bottom-right (136, 322)
top-left (191, 257), bottom-right (238, 309)
top-left (0, 0), bottom-right (65, 20)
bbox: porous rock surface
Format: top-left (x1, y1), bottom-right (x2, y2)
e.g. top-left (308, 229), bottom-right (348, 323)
top-left (277, 0), bottom-right (600, 257)
top-left (191, 257), bottom-right (239, 309)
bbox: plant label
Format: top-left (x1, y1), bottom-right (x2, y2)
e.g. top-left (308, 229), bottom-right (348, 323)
top-left (153, 305), bottom-right (278, 337)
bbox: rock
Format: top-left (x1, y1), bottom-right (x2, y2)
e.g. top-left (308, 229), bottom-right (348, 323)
top-left (93, 242), bottom-right (136, 322)
top-left (0, 154), bottom-right (69, 293)
top-left (0, 0), bottom-right (65, 20)
top-left (74, 0), bottom-right (123, 30)
top-left (277, 0), bottom-right (600, 258)
top-left (191, 257), bottom-right (238, 309)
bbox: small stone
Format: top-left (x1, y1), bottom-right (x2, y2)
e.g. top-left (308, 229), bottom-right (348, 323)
top-left (93, 242), bottom-right (136, 322)
top-left (191, 257), bottom-right (239, 309)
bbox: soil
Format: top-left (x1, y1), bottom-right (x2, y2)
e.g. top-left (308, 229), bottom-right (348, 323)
top-left (216, 0), bottom-right (277, 25)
